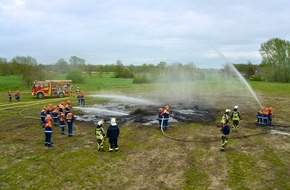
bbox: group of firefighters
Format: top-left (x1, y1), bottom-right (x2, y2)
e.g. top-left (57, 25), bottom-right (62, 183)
top-left (95, 118), bottom-right (120, 152)
top-left (40, 100), bottom-right (75, 147)
top-left (157, 105), bottom-right (170, 130)
top-left (37, 96), bottom-right (273, 152)
top-left (40, 100), bottom-right (120, 151)
top-left (256, 107), bottom-right (273, 126)
top-left (8, 91), bottom-right (20, 102)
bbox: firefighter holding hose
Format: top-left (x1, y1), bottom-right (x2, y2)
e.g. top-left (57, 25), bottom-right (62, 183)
top-left (161, 105), bottom-right (170, 130)
top-left (157, 107), bottom-right (164, 129)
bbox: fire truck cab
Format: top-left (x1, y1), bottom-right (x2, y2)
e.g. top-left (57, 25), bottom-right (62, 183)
top-left (32, 80), bottom-right (72, 98)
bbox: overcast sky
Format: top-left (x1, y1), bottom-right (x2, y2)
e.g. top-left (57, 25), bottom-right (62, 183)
top-left (1, 0), bottom-right (289, 68)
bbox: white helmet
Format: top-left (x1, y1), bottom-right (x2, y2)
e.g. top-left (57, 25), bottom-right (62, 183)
top-left (234, 106), bottom-right (238, 109)
top-left (110, 118), bottom-right (117, 125)
top-left (225, 109), bottom-right (231, 113)
top-left (97, 120), bottom-right (104, 126)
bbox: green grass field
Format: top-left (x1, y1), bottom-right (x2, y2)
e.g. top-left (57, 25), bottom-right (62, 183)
top-left (0, 74), bottom-right (289, 189)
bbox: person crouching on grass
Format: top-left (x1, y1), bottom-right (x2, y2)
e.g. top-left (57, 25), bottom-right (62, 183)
top-left (220, 119), bottom-right (231, 151)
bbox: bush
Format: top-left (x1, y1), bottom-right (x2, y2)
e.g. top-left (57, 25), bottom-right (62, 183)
top-left (115, 67), bottom-right (134, 78)
top-left (249, 75), bottom-right (263, 81)
top-left (133, 74), bottom-right (151, 84)
top-left (66, 70), bottom-right (85, 83)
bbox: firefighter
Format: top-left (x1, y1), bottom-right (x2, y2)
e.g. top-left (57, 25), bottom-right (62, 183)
top-left (107, 118), bottom-right (120, 152)
top-left (95, 120), bottom-right (106, 151)
top-left (46, 103), bottom-right (53, 115)
top-left (59, 113), bottom-right (66, 135)
top-left (15, 91), bottom-right (20, 101)
top-left (77, 91), bottom-right (84, 106)
top-left (220, 109), bottom-right (231, 127)
top-left (58, 102), bottom-right (65, 114)
top-left (157, 107), bottom-right (164, 129)
top-left (44, 114), bottom-right (53, 147)
top-left (161, 105), bottom-right (170, 130)
top-left (76, 87), bottom-right (80, 96)
top-left (66, 112), bottom-right (75, 137)
top-left (51, 106), bottom-right (59, 127)
top-left (256, 107), bottom-right (263, 126)
top-left (70, 86), bottom-right (74, 97)
top-left (220, 119), bottom-right (231, 151)
top-left (79, 91), bottom-right (86, 106)
top-left (262, 107), bottom-right (269, 126)
top-left (231, 106), bottom-right (241, 132)
top-left (40, 107), bottom-right (47, 125)
top-left (65, 101), bottom-right (71, 117)
top-left (8, 91), bottom-right (12, 102)
top-left (268, 107), bottom-right (273, 125)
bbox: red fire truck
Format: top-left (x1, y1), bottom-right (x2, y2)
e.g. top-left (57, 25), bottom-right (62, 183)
top-left (32, 80), bottom-right (72, 98)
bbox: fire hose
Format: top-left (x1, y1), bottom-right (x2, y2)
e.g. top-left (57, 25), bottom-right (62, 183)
top-left (160, 118), bottom-right (273, 143)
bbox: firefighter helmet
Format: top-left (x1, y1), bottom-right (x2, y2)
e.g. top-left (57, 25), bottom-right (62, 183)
top-left (110, 118), bottom-right (117, 125)
top-left (97, 120), bottom-right (104, 126)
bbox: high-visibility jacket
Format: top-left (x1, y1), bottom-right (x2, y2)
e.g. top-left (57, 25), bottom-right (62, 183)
top-left (95, 126), bottom-right (105, 140)
top-left (231, 111), bottom-right (241, 121)
top-left (221, 113), bottom-right (230, 124)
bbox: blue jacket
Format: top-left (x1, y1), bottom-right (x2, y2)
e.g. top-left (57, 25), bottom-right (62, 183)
top-left (107, 124), bottom-right (119, 139)
top-left (221, 123), bottom-right (230, 135)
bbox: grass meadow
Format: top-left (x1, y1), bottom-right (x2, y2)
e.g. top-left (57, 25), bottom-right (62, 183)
top-left (0, 74), bottom-right (289, 190)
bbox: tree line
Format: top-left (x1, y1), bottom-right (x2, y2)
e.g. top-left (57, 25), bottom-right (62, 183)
top-left (0, 38), bottom-right (289, 84)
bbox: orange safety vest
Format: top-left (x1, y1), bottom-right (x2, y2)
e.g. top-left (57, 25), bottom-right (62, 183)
top-left (59, 113), bottom-right (65, 121)
top-left (59, 103), bottom-right (64, 110)
top-left (52, 108), bottom-right (58, 114)
top-left (66, 112), bottom-right (73, 120)
top-left (45, 115), bottom-right (52, 128)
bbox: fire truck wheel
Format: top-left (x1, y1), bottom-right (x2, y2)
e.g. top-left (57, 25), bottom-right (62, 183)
top-left (59, 92), bottom-right (64, 98)
top-left (37, 92), bottom-right (44, 99)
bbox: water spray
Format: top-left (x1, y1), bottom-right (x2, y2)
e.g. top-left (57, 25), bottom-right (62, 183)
top-left (212, 47), bottom-right (263, 108)
top-left (228, 64), bottom-right (263, 108)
